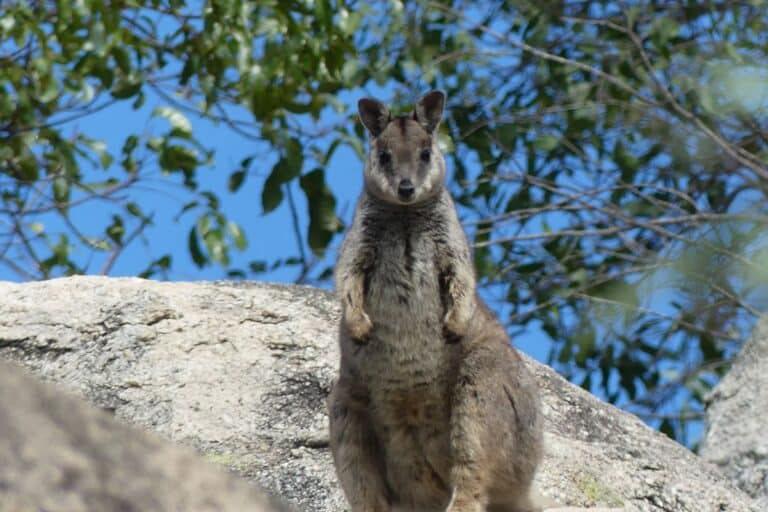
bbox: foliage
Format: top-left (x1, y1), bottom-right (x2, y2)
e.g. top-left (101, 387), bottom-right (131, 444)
top-left (2, 0), bottom-right (767, 445)
top-left (1, 0), bottom-right (368, 277)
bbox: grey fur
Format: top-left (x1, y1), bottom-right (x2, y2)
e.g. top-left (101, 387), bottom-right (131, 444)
top-left (329, 91), bottom-right (544, 512)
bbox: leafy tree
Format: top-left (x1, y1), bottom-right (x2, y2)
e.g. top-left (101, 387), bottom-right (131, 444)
top-left (2, 0), bottom-right (767, 445)
top-left (1, 0), bottom-right (375, 278)
top-left (420, 0), bottom-right (768, 445)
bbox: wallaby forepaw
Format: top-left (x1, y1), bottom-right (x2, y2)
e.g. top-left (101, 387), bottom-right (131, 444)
top-left (443, 321), bottom-right (464, 344)
top-left (345, 308), bottom-right (373, 343)
top-left (443, 305), bottom-right (472, 341)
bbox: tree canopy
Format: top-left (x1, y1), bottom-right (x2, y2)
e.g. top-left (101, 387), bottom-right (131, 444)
top-left (2, 0), bottom-right (767, 445)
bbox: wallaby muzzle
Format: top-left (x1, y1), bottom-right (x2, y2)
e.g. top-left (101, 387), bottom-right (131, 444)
top-left (398, 178), bottom-right (415, 200)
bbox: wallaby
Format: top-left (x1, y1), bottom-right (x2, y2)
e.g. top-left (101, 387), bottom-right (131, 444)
top-left (328, 91), bottom-right (545, 512)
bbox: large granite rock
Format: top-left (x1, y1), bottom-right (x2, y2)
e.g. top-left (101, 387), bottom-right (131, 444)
top-left (0, 276), bottom-right (758, 511)
top-left (0, 360), bottom-right (287, 512)
top-left (701, 317), bottom-right (768, 508)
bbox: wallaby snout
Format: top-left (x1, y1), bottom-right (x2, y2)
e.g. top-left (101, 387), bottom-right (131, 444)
top-left (398, 178), bottom-right (415, 200)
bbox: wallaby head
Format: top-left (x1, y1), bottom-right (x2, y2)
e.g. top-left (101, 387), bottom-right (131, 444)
top-left (357, 91), bottom-right (446, 206)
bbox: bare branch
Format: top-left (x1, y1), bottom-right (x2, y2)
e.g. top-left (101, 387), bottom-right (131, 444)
top-left (574, 292), bottom-right (734, 341)
top-left (429, 2), bottom-right (660, 108)
top-left (624, 23), bottom-right (768, 180)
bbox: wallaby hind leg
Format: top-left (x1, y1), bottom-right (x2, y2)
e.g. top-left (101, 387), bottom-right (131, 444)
top-left (446, 341), bottom-right (543, 512)
top-left (444, 474), bottom-right (488, 512)
top-left (443, 405), bottom-right (492, 512)
top-left (328, 380), bottom-right (391, 512)
top-left (443, 365), bottom-right (493, 512)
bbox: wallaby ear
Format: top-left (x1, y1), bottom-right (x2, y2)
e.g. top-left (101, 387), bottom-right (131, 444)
top-left (413, 90), bottom-right (445, 134)
top-left (358, 98), bottom-right (391, 137)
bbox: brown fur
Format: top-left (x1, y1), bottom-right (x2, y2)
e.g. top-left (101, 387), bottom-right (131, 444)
top-left (329, 91), bottom-right (544, 512)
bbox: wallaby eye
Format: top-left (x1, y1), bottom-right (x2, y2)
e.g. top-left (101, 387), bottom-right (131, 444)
top-left (378, 150), bottom-right (391, 166)
top-left (420, 148), bottom-right (431, 163)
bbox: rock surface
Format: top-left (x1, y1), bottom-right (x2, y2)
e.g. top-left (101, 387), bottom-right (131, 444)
top-left (0, 276), bottom-right (759, 512)
top-left (701, 317), bottom-right (768, 508)
top-left (0, 360), bottom-right (287, 512)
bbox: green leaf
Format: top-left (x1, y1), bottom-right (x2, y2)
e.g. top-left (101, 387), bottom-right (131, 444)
top-left (126, 202), bottom-right (143, 218)
top-left (533, 135), bottom-right (559, 152)
top-left (272, 157), bottom-right (300, 183)
top-left (153, 106), bottom-right (192, 137)
top-left (111, 46), bottom-right (131, 73)
top-left (41, 233), bottom-right (77, 277)
top-left (613, 140), bottom-right (639, 179)
top-left (188, 227), bottom-right (207, 267)
top-left (84, 236), bottom-right (111, 251)
top-left (159, 145), bottom-right (198, 173)
top-left (132, 91), bottom-right (146, 109)
top-left (659, 419), bottom-right (675, 439)
top-left (39, 78), bottom-right (59, 103)
top-left (0, 14), bottom-right (15, 33)
top-left (106, 215), bottom-right (125, 245)
top-left (91, 20), bottom-right (106, 53)
top-left (567, 82), bottom-right (592, 103)
top-left (249, 260), bottom-right (267, 273)
top-left (227, 221), bottom-right (247, 250)
top-left (52, 177), bottom-right (70, 205)
top-left (139, 255), bottom-right (172, 278)
top-left (261, 173), bottom-right (284, 214)
top-left (122, 135), bottom-right (138, 155)
top-left (203, 228), bottom-right (227, 265)
top-left (81, 137), bottom-right (113, 169)
top-left (261, 147), bottom-right (303, 213)
top-left (111, 78), bottom-right (142, 99)
top-left (315, 0), bottom-right (332, 30)
top-left (228, 170), bottom-right (246, 192)
top-left (698, 86), bottom-right (717, 114)
top-left (651, 17), bottom-right (680, 44)
top-left (197, 214), bottom-right (211, 235)
top-left (284, 138), bottom-right (304, 177)
top-left (300, 168), bottom-right (342, 255)
top-left (17, 154), bottom-right (39, 181)
top-left (0, 145), bottom-right (13, 162)
top-left (29, 222), bottom-right (45, 235)
top-left (573, 324), bottom-right (596, 366)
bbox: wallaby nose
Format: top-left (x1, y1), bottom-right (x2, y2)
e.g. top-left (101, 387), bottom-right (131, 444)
top-left (398, 179), bottom-right (415, 200)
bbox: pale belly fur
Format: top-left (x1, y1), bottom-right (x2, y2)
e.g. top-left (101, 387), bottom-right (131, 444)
top-left (357, 231), bottom-right (456, 509)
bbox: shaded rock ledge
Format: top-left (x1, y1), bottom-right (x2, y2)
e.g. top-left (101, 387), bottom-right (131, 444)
top-left (0, 359), bottom-right (288, 511)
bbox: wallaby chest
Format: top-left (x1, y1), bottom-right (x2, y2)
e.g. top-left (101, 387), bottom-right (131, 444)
top-left (365, 218), bottom-right (443, 329)
top-left (357, 211), bottom-right (451, 380)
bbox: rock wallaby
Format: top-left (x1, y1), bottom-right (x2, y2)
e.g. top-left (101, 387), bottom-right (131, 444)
top-left (329, 91), bottom-right (544, 512)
